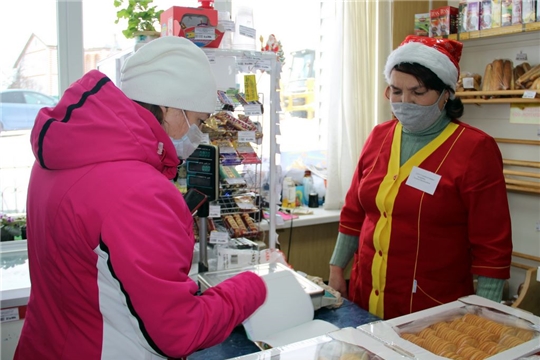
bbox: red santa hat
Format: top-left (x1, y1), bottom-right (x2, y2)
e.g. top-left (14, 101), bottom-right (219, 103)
top-left (384, 35), bottom-right (463, 95)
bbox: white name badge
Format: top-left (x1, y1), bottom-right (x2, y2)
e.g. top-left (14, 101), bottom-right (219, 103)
top-left (405, 166), bottom-right (441, 195)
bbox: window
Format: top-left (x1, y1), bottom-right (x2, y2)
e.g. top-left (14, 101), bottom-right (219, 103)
top-left (0, 0), bottom-right (57, 214)
top-left (0, 0), bottom-right (327, 214)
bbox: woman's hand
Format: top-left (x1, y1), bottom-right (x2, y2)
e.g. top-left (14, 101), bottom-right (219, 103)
top-left (328, 265), bottom-right (348, 299)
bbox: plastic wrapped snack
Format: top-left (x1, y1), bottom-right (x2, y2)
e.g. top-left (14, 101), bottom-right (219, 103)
top-left (316, 339), bottom-right (382, 360)
top-left (230, 334), bottom-right (383, 360)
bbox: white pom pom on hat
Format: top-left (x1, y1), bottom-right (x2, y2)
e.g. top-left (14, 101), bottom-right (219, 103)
top-left (384, 35), bottom-right (463, 94)
top-left (120, 36), bottom-right (217, 113)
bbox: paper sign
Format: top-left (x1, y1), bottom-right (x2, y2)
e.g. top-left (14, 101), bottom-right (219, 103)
top-left (255, 59), bottom-right (272, 72)
top-left (194, 27), bottom-right (216, 40)
top-left (219, 20), bottom-right (235, 32)
top-left (516, 51), bottom-right (528, 61)
top-left (405, 166), bottom-right (441, 195)
top-left (243, 104), bottom-right (262, 116)
top-left (239, 25), bottom-right (256, 39)
top-left (200, 133), bottom-right (210, 144)
top-left (244, 74), bottom-right (258, 102)
top-left (463, 77), bottom-right (475, 89)
top-left (510, 103), bottom-right (540, 124)
top-left (205, 53), bottom-right (216, 63)
top-left (522, 90), bottom-right (537, 99)
top-left (209, 231), bottom-right (229, 244)
top-left (209, 205), bottom-right (221, 218)
top-left (238, 131), bottom-right (256, 143)
top-left (0, 308), bottom-right (19, 323)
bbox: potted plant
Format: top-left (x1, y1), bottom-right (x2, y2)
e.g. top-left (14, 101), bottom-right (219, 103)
top-left (1, 213), bottom-right (26, 241)
top-left (114, 0), bottom-right (163, 47)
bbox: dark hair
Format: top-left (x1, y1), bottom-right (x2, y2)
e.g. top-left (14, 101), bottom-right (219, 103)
top-left (393, 62), bottom-right (464, 119)
top-left (134, 101), bottom-right (165, 125)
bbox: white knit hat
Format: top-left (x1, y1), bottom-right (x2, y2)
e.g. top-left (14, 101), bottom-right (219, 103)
top-left (120, 36), bottom-right (217, 113)
top-left (384, 35), bottom-right (463, 95)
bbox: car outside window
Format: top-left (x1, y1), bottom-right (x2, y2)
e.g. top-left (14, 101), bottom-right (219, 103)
top-left (24, 92), bottom-right (57, 106)
top-left (0, 92), bottom-right (25, 104)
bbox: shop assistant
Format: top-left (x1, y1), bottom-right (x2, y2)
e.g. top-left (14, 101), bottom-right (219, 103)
top-left (328, 36), bottom-right (512, 320)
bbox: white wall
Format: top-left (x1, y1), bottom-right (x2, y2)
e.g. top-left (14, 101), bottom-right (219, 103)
top-left (457, 31), bottom-right (540, 295)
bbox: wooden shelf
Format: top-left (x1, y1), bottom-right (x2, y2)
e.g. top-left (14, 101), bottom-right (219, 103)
top-left (456, 90), bottom-right (540, 104)
top-left (436, 22), bottom-right (540, 41)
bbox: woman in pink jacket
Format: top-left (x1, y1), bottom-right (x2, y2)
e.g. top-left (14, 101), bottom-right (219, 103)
top-left (15, 36), bottom-right (266, 359)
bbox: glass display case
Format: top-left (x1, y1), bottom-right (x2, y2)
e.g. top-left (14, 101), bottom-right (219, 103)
top-left (0, 240), bottom-right (30, 309)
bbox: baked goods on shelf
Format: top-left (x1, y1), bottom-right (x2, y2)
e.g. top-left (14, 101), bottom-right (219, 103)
top-left (456, 61), bottom-right (540, 103)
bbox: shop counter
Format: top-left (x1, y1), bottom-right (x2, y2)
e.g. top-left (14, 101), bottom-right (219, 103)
top-left (259, 207), bottom-right (341, 231)
top-left (259, 208), bottom-right (345, 281)
top-left (187, 299), bottom-right (379, 359)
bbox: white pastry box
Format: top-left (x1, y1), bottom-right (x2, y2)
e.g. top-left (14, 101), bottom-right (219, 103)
top-left (228, 327), bottom-right (397, 359)
top-left (357, 295), bottom-right (540, 360)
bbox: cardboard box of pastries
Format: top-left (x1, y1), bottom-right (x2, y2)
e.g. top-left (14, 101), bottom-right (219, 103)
top-left (230, 328), bottom-right (398, 359)
top-left (357, 295), bottom-right (540, 360)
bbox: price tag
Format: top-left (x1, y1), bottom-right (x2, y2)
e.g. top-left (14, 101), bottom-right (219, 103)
top-left (210, 231), bottom-right (229, 244)
top-left (205, 52), bottom-right (216, 63)
top-left (225, 178), bottom-right (246, 185)
top-left (243, 104), bottom-right (262, 116)
top-left (244, 74), bottom-right (258, 102)
top-left (219, 20), bottom-right (235, 32)
top-left (522, 90), bottom-right (537, 99)
top-left (209, 205), bottom-right (221, 218)
top-left (516, 51), bottom-right (528, 61)
top-left (194, 27), bottom-right (216, 40)
top-left (255, 59), bottom-right (272, 72)
top-left (463, 77), bottom-right (475, 89)
top-left (238, 131), bottom-right (257, 143)
top-left (0, 308), bottom-right (20, 323)
top-left (239, 25), bottom-right (256, 39)
top-left (200, 133), bottom-right (210, 145)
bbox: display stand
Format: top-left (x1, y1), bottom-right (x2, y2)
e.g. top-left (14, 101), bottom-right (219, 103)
top-left (202, 48), bottom-right (280, 250)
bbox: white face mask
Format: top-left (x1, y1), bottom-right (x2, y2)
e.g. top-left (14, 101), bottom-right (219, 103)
top-left (391, 91), bottom-right (446, 133)
top-left (170, 110), bottom-right (203, 159)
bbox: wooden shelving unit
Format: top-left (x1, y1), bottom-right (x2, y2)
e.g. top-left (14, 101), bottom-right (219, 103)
top-left (495, 138), bottom-right (540, 195)
top-left (449, 25), bottom-right (540, 104)
top-left (456, 90), bottom-right (540, 104)
top-left (437, 22), bottom-right (540, 41)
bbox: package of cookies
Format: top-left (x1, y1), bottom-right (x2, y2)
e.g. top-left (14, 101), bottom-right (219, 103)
top-left (358, 295), bottom-right (540, 360)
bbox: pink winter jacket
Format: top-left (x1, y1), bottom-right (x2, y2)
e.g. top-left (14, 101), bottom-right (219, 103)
top-left (14, 70), bottom-right (266, 359)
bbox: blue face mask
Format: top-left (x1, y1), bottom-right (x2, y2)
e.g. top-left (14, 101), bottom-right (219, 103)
top-left (170, 110), bottom-right (203, 159)
top-left (391, 91), bottom-right (446, 133)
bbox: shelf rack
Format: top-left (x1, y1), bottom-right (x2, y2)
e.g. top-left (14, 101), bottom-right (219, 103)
top-left (456, 90), bottom-right (540, 104)
top-left (495, 138), bottom-right (540, 195)
top-left (436, 22), bottom-right (540, 41)
top-left (448, 24), bottom-right (540, 104)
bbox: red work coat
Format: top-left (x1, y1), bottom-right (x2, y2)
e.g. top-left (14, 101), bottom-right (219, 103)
top-left (340, 119), bottom-right (512, 320)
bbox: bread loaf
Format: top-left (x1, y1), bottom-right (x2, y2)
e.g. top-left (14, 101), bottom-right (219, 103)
top-left (491, 59), bottom-right (505, 92)
top-left (514, 64), bottom-right (526, 88)
top-left (517, 64), bottom-right (540, 88)
top-left (502, 60), bottom-right (513, 90)
top-left (482, 63), bottom-right (493, 99)
top-left (529, 77), bottom-right (540, 90)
